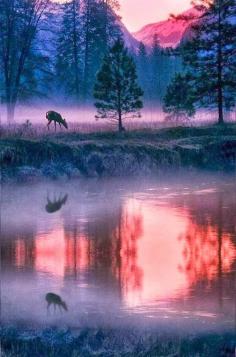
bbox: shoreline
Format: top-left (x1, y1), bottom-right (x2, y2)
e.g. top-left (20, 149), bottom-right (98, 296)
top-left (1, 125), bottom-right (236, 182)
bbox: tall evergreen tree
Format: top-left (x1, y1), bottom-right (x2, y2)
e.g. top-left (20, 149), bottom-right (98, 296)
top-left (150, 35), bottom-right (162, 100)
top-left (94, 39), bottom-right (143, 132)
top-left (176, 0), bottom-right (236, 124)
top-left (163, 73), bottom-right (195, 121)
top-left (136, 42), bottom-right (149, 99)
top-left (81, 0), bottom-right (96, 99)
top-left (99, 0), bottom-right (121, 53)
top-left (82, 0), bottom-right (121, 100)
top-left (56, 0), bottom-right (82, 99)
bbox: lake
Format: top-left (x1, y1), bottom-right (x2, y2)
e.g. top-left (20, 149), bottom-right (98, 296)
top-left (1, 172), bottom-right (236, 334)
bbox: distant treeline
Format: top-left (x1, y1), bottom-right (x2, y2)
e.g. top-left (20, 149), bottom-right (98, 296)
top-left (1, 0), bottom-right (234, 125)
top-left (0, 0), bottom-right (181, 122)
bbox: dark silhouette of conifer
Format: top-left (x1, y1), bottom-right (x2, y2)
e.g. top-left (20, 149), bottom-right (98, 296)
top-left (94, 39), bottom-right (143, 132)
top-left (163, 73), bottom-right (195, 121)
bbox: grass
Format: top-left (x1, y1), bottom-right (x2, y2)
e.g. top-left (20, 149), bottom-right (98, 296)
top-left (1, 327), bottom-right (236, 357)
top-left (0, 118), bottom-right (225, 139)
top-left (1, 123), bottom-right (236, 181)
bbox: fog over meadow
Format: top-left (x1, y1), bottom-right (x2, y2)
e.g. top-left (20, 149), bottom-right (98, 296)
top-left (0, 103), bottom-right (235, 128)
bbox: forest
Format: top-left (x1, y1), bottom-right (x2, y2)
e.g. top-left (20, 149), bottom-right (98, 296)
top-left (1, 2), bottom-right (236, 356)
top-left (0, 0), bottom-right (184, 124)
top-left (0, 0), bottom-right (235, 127)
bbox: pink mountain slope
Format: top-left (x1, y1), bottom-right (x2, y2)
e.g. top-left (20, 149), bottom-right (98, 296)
top-left (132, 8), bottom-right (201, 48)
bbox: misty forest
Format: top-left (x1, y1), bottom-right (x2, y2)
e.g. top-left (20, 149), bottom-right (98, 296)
top-left (1, 0), bottom-right (234, 127)
top-left (1, 1), bottom-right (236, 357)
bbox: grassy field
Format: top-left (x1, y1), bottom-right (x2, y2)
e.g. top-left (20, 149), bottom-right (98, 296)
top-left (1, 123), bottom-right (236, 181)
top-left (1, 326), bottom-right (236, 357)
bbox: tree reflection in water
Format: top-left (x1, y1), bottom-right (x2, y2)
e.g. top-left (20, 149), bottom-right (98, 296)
top-left (1, 178), bottom-right (236, 328)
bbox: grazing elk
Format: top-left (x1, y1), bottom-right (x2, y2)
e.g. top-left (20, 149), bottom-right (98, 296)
top-left (46, 293), bottom-right (68, 313)
top-left (46, 111), bottom-right (68, 131)
top-left (45, 193), bottom-right (68, 214)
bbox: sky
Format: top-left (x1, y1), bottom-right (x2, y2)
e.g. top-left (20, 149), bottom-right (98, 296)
top-left (120, 0), bottom-right (192, 32)
top-left (56, 0), bottom-right (192, 32)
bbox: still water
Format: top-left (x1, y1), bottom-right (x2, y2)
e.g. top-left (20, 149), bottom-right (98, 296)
top-left (1, 173), bottom-right (236, 333)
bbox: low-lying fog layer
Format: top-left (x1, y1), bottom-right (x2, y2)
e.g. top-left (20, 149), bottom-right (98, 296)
top-left (2, 172), bottom-right (236, 333)
top-left (1, 103), bottom-right (235, 126)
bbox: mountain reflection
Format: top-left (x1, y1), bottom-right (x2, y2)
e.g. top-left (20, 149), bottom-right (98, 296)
top-left (1, 178), bottom-right (236, 327)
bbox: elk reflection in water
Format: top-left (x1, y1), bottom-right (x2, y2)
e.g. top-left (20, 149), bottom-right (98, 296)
top-left (1, 176), bottom-right (236, 331)
top-left (45, 193), bottom-right (68, 213)
top-left (46, 292), bottom-right (68, 314)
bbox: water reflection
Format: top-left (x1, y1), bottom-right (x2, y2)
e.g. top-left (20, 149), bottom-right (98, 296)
top-left (1, 176), bottom-right (236, 331)
top-left (45, 193), bottom-right (68, 213)
top-left (45, 292), bottom-right (68, 314)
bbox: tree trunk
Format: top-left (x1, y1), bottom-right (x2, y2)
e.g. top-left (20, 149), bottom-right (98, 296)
top-left (83, 0), bottom-right (90, 101)
top-left (7, 101), bottom-right (16, 124)
top-left (72, 0), bottom-right (80, 99)
top-left (118, 111), bottom-right (123, 132)
top-left (217, 87), bottom-right (224, 125)
top-left (217, 0), bottom-right (224, 125)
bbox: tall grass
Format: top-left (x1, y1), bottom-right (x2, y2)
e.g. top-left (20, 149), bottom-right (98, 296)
top-left (0, 118), bottom-right (223, 140)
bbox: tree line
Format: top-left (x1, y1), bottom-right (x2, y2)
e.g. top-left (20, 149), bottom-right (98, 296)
top-left (0, 0), bottom-right (235, 126)
top-left (0, 0), bottom-right (180, 124)
top-left (163, 0), bottom-right (236, 124)
top-left (0, 0), bottom-right (122, 122)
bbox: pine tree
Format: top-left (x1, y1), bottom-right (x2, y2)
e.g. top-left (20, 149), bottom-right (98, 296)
top-left (136, 42), bottom-right (150, 99)
top-left (82, 0), bottom-right (121, 100)
top-left (163, 73), bottom-right (195, 121)
top-left (176, 0), bottom-right (236, 124)
top-left (56, 0), bottom-right (82, 99)
top-left (150, 35), bottom-right (162, 100)
top-left (99, 0), bottom-right (121, 53)
top-left (81, 0), bottom-right (96, 99)
top-left (94, 39), bottom-right (143, 132)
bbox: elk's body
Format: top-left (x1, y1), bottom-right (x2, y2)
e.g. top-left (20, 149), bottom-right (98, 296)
top-left (45, 194), bottom-right (68, 214)
top-left (46, 111), bottom-right (68, 130)
top-left (46, 293), bottom-right (68, 312)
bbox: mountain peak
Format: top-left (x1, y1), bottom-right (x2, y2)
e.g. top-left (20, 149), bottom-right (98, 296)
top-left (132, 7), bottom-right (201, 48)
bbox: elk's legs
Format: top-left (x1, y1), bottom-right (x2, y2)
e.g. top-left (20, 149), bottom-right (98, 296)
top-left (47, 120), bottom-right (52, 130)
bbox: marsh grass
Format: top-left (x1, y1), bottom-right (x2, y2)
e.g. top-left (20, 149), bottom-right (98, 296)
top-left (1, 327), bottom-right (236, 357)
top-left (0, 117), bottom-right (221, 140)
top-left (1, 123), bottom-right (236, 181)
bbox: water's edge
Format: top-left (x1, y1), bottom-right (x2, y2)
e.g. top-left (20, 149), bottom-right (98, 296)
top-left (1, 126), bottom-right (236, 182)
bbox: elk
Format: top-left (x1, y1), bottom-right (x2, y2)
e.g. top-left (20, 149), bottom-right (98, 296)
top-left (46, 111), bottom-right (68, 131)
top-left (45, 293), bottom-right (68, 313)
top-left (45, 194), bottom-right (68, 214)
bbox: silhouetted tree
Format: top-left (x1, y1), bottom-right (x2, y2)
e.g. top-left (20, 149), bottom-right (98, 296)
top-left (0, 0), bottom-right (50, 123)
top-left (56, 0), bottom-right (82, 99)
top-left (174, 0), bottom-right (236, 124)
top-left (94, 39), bottom-right (143, 132)
top-left (163, 73), bottom-right (195, 121)
top-left (136, 42), bottom-right (149, 97)
top-left (82, 0), bottom-right (121, 100)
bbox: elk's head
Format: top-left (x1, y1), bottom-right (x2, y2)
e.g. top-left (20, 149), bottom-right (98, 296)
top-left (62, 119), bottom-right (68, 129)
top-left (61, 301), bottom-right (68, 311)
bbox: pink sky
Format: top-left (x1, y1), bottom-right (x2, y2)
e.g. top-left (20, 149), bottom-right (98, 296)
top-left (56, 1), bottom-right (192, 32)
top-left (120, 0), bottom-right (192, 31)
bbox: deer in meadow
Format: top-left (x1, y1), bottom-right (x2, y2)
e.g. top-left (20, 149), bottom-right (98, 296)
top-left (46, 111), bottom-right (68, 131)
top-left (45, 293), bottom-right (68, 313)
top-left (45, 193), bottom-right (68, 214)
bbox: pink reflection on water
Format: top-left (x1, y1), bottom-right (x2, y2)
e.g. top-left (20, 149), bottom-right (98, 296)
top-left (11, 192), bottom-right (236, 319)
top-left (35, 227), bottom-right (66, 277)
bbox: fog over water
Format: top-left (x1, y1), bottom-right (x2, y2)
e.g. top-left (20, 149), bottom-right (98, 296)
top-left (2, 173), bottom-right (236, 332)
